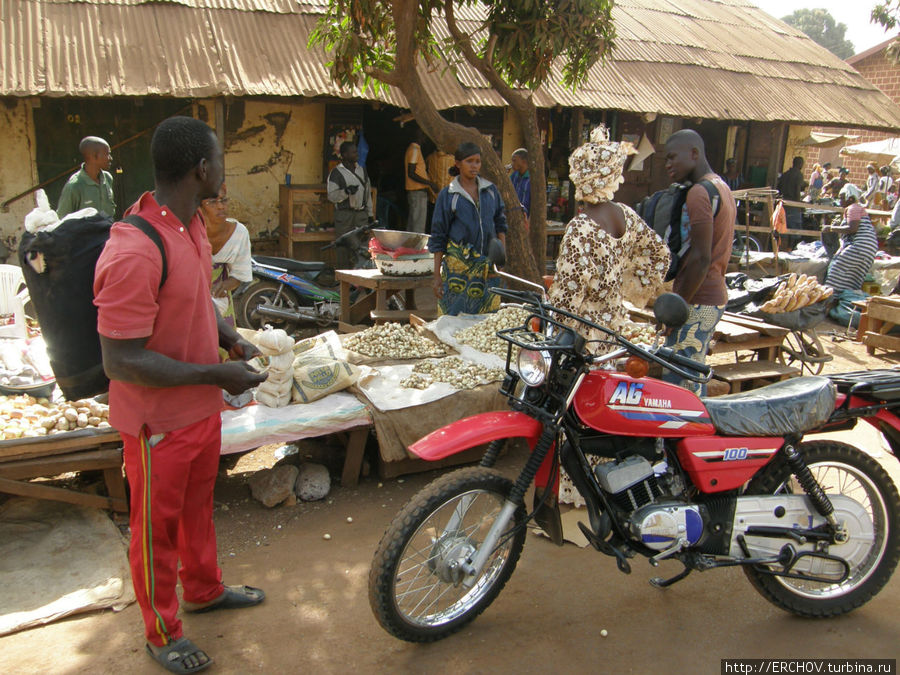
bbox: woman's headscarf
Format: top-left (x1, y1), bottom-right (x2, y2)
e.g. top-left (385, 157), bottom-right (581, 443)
top-left (568, 125), bottom-right (636, 204)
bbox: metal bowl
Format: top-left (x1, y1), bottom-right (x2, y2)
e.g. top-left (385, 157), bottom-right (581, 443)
top-left (371, 229), bottom-right (430, 251)
top-left (0, 379), bottom-right (57, 399)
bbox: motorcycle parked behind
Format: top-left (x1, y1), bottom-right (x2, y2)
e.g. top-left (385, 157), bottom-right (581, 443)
top-left (234, 221), bottom-right (374, 333)
top-left (368, 270), bottom-right (900, 642)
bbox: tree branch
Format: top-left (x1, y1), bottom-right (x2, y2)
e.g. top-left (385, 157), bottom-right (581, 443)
top-left (444, 0), bottom-right (518, 103)
top-left (485, 34), bottom-right (498, 68)
top-left (364, 66), bottom-right (401, 87)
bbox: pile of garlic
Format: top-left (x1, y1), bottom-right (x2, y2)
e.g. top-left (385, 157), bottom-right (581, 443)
top-left (453, 307), bottom-right (531, 358)
top-left (400, 357), bottom-right (505, 390)
top-left (620, 320), bottom-right (657, 347)
top-left (0, 395), bottom-right (110, 440)
top-left (345, 323), bottom-right (449, 360)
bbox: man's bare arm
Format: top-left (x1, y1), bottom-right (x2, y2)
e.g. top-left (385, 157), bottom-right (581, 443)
top-left (99, 336), bottom-right (266, 395)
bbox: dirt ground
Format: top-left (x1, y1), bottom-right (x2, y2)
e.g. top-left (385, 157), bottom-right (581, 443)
top-left (3, 320), bottom-right (900, 674)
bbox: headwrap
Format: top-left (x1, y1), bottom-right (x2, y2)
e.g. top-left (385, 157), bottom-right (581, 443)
top-left (568, 125), bottom-right (637, 204)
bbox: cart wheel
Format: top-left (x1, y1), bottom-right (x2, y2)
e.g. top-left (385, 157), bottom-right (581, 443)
top-left (777, 329), bottom-right (832, 375)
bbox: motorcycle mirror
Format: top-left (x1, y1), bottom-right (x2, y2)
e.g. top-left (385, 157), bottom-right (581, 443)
top-left (653, 292), bottom-right (690, 328)
top-left (487, 238), bottom-right (507, 268)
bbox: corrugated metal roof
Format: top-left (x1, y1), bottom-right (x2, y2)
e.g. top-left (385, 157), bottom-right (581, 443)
top-left (2, 0), bottom-right (900, 130)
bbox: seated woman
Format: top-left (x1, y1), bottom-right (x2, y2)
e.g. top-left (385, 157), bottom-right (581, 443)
top-left (200, 184), bottom-right (253, 326)
top-left (823, 184), bottom-right (878, 294)
top-left (428, 142), bottom-right (507, 316)
top-left (548, 125), bottom-right (670, 354)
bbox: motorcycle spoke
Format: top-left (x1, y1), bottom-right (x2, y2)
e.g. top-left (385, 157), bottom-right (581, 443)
top-left (387, 485), bottom-right (517, 628)
top-left (770, 459), bottom-right (888, 598)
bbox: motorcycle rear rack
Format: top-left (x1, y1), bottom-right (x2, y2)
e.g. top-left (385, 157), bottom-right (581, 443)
top-left (828, 369), bottom-right (900, 403)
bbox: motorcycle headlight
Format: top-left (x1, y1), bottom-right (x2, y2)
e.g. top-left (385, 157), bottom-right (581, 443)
top-left (516, 349), bottom-right (552, 387)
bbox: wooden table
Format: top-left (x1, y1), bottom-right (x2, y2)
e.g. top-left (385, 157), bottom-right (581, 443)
top-left (0, 392), bottom-right (376, 513)
top-left (335, 268), bottom-right (435, 330)
top-left (0, 429), bottom-right (127, 513)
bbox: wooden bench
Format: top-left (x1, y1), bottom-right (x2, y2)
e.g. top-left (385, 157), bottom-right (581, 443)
top-left (712, 360), bottom-right (801, 393)
top-left (863, 296), bottom-right (900, 355)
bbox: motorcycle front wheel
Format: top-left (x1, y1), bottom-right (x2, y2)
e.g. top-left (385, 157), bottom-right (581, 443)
top-left (369, 467), bottom-right (526, 642)
top-left (743, 440), bottom-right (900, 617)
top-left (234, 280), bottom-right (302, 334)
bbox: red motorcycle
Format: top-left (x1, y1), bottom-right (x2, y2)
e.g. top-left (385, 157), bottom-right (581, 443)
top-left (368, 288), bottom-right (900, 642)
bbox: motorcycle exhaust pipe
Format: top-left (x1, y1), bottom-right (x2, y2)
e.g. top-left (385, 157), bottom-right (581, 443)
top-left (253, 304), bottom-right (319, 322)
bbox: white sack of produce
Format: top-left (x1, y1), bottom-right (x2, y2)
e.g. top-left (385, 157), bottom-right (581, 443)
top-left (263, 368), bottom-right (294, 386)
top-left (249, 327), bottom-right (296, 407)
top-left (294, 330), bottom-right (346, 360)
top-left (292, 356), bottom-right (359, 404)
top-left (255, 367), bottom-right (293, 407)
top-left (253, 326), bottom-right (295, 356)
top-left (266, 351), bottom-right (295, 373)
top-left (254, 388), bottom-right (292, 409)
top-left (759, 273), bottom-right (834, 314)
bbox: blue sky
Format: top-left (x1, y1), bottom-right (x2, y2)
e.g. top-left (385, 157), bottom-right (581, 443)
top-left (751, 1), bottom-right (897, 54)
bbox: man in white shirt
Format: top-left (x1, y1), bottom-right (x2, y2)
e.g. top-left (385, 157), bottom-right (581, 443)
top-left (326, 142), bottom-right (373, 268)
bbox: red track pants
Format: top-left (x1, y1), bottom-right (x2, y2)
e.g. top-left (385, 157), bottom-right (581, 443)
top-left (122, 413), bottom-right (224, 647)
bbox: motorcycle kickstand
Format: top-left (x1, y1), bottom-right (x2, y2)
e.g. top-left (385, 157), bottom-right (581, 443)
top-left (649, 564), bottom-right (692, 589)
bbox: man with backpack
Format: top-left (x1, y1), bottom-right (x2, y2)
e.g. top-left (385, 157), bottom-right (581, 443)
top-left (93, 116), bottom-right (268, 674)
top-left (662, 129), bottom-right (736, 394)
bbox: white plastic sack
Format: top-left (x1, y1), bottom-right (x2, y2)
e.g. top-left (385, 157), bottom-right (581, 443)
top-left (255, 327), bottom-right (294, 355)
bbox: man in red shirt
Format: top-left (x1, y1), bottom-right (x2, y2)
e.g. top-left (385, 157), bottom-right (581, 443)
top-left (94, 116), bottom-right (267, 673)
top-left (663, 129), bottom-right (736, 394)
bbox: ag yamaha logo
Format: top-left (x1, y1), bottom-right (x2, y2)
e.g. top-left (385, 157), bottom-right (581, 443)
top-left (609, 381), bottom-right (643, 405)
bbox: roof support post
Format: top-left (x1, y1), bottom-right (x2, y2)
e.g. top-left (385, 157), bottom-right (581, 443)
top-left (215, 98), bottom-right (225, 148)
top-left (768, 122), bottom-right (787, 186)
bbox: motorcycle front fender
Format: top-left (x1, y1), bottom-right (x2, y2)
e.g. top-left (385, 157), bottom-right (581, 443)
top-left (409, 411), bottom-right (543, 461)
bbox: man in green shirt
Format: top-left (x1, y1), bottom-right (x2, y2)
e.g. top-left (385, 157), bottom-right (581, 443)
top-left (57, 136), bottom-right (116, 218)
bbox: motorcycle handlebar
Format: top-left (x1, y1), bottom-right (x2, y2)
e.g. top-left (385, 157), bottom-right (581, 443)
top-left (320, 220), bottom-right (377, 252)
top-left (491, 287), bottom-right (712, 384)
top-left (654, 347), bottom-right (713, 378)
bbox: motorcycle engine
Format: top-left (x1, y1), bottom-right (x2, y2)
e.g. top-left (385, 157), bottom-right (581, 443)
top-left (594, 455), bottom-right (663, 512)
top-left (595, 455), bottom-right (704, 551)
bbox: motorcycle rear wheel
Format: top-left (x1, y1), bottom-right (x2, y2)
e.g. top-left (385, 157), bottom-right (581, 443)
top-left (369, 467), bottom-right (526, 642)
top-left (743, 440), bottom-right (900, 617)
top-left (234, 280), bottom-right (302, 334)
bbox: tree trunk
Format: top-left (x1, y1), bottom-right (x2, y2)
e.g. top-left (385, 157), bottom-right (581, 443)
top-left (382, 0), bottom-right (540, 282)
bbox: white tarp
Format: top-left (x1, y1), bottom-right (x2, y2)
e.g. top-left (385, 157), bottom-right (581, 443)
top-left (840, 137), bottom-right (900, 165)
top-left (426, 314), bottom-right (508, 370)
top-left (220, 391), bottom-right (371, 454)
top-left (0, 498), bottom-right (135, 636)
top-left (355, 364), bottom-right (459, 412)
top-left (352, 314), bottom-right (508, 412)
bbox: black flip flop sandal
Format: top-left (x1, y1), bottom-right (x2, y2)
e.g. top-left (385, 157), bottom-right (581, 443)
top-left (146, 637), bottom-right (212, 674)
top-left (184, 584), bottom-right (266, 614)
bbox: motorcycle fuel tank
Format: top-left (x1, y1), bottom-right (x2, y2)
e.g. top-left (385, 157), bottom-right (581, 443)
top-left (573, 371), bottom-right (714, 437)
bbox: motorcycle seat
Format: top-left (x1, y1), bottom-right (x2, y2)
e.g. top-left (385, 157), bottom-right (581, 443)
top-left (254, 255), bottom-right (328, 274)
top-left (702, 376), bottom-right (836, 437)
